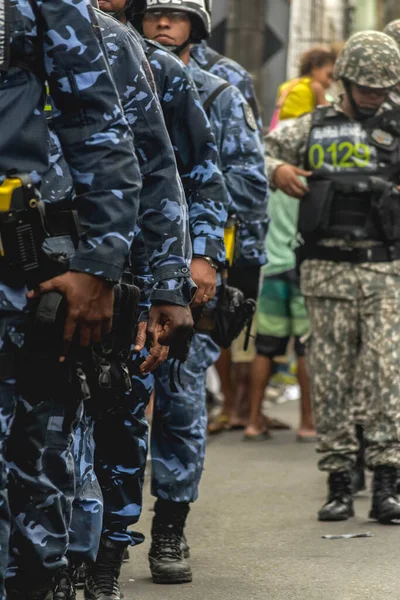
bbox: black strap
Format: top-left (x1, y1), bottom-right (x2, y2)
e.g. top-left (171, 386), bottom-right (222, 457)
top-left (203, 82), bottom-right (231, 116)
top-left (306, 244), bottom-right (400, 264)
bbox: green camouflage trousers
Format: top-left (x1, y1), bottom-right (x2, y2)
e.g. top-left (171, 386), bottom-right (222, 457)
top-left (301, 259), bottom-right (400, 472)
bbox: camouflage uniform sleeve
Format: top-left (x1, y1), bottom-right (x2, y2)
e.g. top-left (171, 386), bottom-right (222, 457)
top-left (108, 26), bottom-right (193, 306)
top-left (150, 50), bottom-right (228, 264)
top-left (264, 114), bottom-right (313, 185)
top-left (217, 86), bottom-right (269, 266)
top-left (130, 230), bottom-right (152, 320)
top-left (39, 0), bottom-right (142, 282)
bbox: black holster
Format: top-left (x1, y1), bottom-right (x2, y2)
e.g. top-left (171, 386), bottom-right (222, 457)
top-left (195, 283), bottom-right (256, 349)
top-left (85, 277), bottom-right (140, 415)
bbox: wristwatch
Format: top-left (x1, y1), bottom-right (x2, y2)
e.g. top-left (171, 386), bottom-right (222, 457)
top-left (193, 255), bottom-right (219, 270)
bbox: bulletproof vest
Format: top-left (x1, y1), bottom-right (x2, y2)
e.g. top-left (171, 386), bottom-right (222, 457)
top-left (303, 105), bottom-right (400, 241)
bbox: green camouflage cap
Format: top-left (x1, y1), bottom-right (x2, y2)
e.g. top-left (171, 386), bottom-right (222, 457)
top-left (384, 20), bottom-right (400, 48)
top-left (333, 31), bottom-right (400, 88)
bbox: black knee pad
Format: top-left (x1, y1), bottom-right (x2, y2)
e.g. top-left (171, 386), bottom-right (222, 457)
top-left (294, 336), bottom-right (306, 357)
top-left (255, 334), bottom-right (289, 358)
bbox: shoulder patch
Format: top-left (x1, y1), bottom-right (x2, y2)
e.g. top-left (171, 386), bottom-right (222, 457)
top-left (371, 129), bottom-right (394, 147)
top-left (243, 103), bottom-right (257, 131)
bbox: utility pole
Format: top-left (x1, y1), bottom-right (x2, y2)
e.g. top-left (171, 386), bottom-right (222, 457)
top-left (225, 0), bottom-right (265, 108)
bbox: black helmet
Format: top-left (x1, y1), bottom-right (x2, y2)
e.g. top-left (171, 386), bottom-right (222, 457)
top-left (131, 0), bottom-right (211, 42)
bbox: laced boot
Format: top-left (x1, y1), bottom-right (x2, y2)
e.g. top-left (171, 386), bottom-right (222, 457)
top-left (318, 471), bottom-right (354, 521)
top-left (72, 564), bottom-right (86, 590)
top-left (53, 570), bottom-right (76, 600)
top-left (369, 466), bottom-right (400, 524)
top-left (149, 499), bottom-right (192, 584)
top-left (84, 538), bottom-right (126, 600)
top-left (180, 532), bottom-right (190, 559)
top-left (6, 578), bottom-right (53, 600)
top-left (123, 548), bottom-right (130, 562)
top-left (351, 425), bottom-right (366, 494)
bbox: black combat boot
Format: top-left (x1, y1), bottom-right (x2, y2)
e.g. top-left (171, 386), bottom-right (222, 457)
top-left (149, 499), bottom-right (192, 584)
top-left (369, 466), bottom-right (400, 524)
top-left (351, 424), bottom-right (366, 494)
top-left (53, 569), bottom-right (76, 600)
top-left (72, 564), bottom-right (86, 590)
top-left (122, 548), bottom-right (130, 562)
top-left (84, 538), bottom-right (126, 600)
top-left (318, 471), bottom-right (354, 521)
top-left (180, 532), bottom-right (190, 559)
top-left (6, 578), bottom-right (53, 600)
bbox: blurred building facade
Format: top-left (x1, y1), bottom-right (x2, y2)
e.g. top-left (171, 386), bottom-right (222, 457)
top-left (209, 0), bottom-right (397, 124)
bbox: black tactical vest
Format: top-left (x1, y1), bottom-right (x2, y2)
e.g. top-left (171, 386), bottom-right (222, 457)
top-left (302, 105), bottom-right (400, 242)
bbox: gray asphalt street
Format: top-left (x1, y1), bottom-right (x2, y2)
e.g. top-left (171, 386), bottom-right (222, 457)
top-left (79, 401), bottom-right (400, 600)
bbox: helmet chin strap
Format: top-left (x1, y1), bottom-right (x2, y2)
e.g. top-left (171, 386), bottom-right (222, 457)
top-left (109, 8), bottom-right (126, 20)
top-left (157, 37), bottom-right (191, 56)
top-left (344, 80), bottom-right (379, 121)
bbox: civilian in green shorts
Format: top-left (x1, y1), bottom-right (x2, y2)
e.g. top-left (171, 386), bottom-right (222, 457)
top-left (244, 188), bottom-right (315, 441)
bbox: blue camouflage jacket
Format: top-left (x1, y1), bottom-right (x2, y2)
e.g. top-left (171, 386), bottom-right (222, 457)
top-left (140, 37), bottom-right (228, 265)
top-left (191, 41), bottom-right (263, 132)
top-left (43, 12), bottom-right (194, 308)
top-left (2, 0), bottom-right (142, 289)
top-left (188, 60), bottom-right (269, 267)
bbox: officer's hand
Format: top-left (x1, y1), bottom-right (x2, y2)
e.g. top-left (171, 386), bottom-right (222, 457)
top-left (273, 164), bottom-right (312, 198)
top-left (147, 304), bottom-right (193, 347)
top-left (27, 271), bottom-right (114, 360)
top-left (133, 321), bottom-right (169, 374)
top-left (191, 258), bottom-right (217, 307)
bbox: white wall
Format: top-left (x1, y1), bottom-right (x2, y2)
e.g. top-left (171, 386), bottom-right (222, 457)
top-left (287, 0), bottom-right (346, 79)
top-left (353, 0), bottom-right (377, 31)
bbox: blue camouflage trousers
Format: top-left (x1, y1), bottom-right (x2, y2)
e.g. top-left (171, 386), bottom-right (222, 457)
top-left (68, 411), bottom-right (103, 566)
top-left (151, 332), bottom-right (220, 503)
top-left (1, 313), bottom-right (84, 589)
top-left (93, 348), bottom-right (152, 547)
top-left (84, 331), bottom-right (220, 554)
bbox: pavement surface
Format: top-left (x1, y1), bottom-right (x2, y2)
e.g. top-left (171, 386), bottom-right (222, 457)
top-left (78, 401), bottom-right (400, 600)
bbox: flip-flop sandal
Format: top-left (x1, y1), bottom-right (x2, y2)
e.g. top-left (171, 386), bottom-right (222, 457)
top-left (230, 423), bottom-right (246, 430)
top-left (242, 431), bottom-right (272, 442)
top-left (208, 414), bottom-right (231, 434)
top-left (264, 416), bottom-right (292, 430)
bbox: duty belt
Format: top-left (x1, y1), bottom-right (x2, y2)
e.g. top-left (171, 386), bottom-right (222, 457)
top-left (306, 244), bottom-right (400, 263)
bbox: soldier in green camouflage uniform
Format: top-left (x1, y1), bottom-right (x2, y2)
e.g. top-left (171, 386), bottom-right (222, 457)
top-left (265, 31), bottom-right (400, 523)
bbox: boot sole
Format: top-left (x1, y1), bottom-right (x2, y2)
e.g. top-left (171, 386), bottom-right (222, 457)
top-left (151, 571), bottom-right (193, 585)
top-left (369, 510), bottom-right (400, 524)
top-left (318, 508), bottom-right (355, 522)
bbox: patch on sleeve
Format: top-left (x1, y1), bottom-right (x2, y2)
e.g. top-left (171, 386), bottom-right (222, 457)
top-left (243, 102), bottom-right (257, 131)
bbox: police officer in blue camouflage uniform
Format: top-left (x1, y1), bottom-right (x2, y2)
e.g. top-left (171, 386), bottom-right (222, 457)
top-left (190, 0), bottom-right (262, 131)
top-left (1, 1), bottom-right (140, 599)
top-left (80, 2), bottom-right (230, 597)
top-left (39, 5), bottom-right (198, 598)
top-left (191, 0), bottom-right (265, 430)
top-left (135, 0), bottom-right (268, 585)
top-left (1, 2), bottom-right (193, 599)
